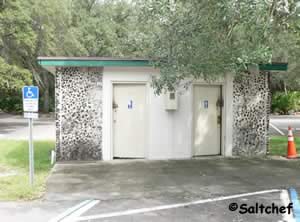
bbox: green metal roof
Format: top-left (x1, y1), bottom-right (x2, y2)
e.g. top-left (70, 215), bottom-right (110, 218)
top-left (37, 57), bottom-right (150, 67)
top-left (258, 63), bottom-right (288, 71)
top-left (37, 57), bottom-right (288, 71)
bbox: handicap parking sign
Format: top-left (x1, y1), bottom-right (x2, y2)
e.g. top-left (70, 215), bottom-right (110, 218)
top-left (23, 86), bottom-right (39, 112)
top-left (23, 86), bottom-right (38, 99)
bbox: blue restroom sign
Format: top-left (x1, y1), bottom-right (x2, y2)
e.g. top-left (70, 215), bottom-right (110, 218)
top-left (128, 100), bottom-right (133, 109)
top-left (22, 86), bottom-right (39, 112)
top-left (203, 100), bottom-right (208, 109)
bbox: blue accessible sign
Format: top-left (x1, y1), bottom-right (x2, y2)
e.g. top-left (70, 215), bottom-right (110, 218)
top-left (22, 86), bottom-right (39, 112)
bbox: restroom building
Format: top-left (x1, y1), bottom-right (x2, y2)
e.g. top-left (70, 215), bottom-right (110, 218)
top-left (38, 57), bottom-right (287, 161)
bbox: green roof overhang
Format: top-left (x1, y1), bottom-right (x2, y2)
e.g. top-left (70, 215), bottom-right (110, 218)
top-left (37, 57), bottom-right (150, 67)
top-left (258, 63), bottom-right (288, 71)
top-left (37, 57), bottom-right (288, 72)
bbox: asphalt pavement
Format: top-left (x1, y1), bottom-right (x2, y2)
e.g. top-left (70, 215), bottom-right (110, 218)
top-left (0, 113), bottom-right (55, 140)
top-left (1, 158), bottom-right (299, 222)
top-left (269, 115), bottom-right (300, 136)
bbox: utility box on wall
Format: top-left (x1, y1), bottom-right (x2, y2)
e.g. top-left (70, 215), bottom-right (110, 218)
top-left (164, 91), bottom-right (178, 110)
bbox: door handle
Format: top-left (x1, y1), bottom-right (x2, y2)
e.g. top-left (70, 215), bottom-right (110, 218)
top-left (113, 101), bottom-right (118, 123)
top-left (112, 101), bottom-right (118, 109)
top-left (216, 98), bottom-right (224, 108)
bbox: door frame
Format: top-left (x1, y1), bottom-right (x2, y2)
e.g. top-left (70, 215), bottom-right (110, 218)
top-left (191, 83), bottom-right (225, 156)
top-left (111, 81), bottom-right (149, 159)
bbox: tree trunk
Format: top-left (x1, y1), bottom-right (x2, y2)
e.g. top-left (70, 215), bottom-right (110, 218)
top-left (41, 72), bottom-right (49, 113)
top-left (43, 86), bottom-right (49, 113)
top-left (283, 81), bottom-right (288, 95)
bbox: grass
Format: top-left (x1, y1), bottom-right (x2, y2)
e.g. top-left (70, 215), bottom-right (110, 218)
top-left (269, 136), bottom-right (300, 156)
top-left (0, 140), bottom-right (55, 200)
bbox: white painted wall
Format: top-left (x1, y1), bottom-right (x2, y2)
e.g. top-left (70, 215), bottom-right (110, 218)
top-left (102, 67), bottom-right (233, 160)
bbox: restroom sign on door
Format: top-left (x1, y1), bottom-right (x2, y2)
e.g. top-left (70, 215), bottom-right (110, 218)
top-left (203, 100), bottom-right (208, 109)
top-left (128, 99), bottom-right (133, 109)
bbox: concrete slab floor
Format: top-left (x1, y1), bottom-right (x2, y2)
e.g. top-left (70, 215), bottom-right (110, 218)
top-left (1, 158), bottom-right (300, 221)
top-left (46, 158), bottom-right (300, 202)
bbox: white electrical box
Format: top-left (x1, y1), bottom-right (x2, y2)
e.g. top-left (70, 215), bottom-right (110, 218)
top-left (164, 91), bottom-right (178, 110)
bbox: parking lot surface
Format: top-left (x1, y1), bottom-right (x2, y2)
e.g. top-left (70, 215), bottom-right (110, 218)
top-left (42, 158), bottom-right (300, 221)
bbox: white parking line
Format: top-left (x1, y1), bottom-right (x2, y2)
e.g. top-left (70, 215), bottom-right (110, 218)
top-left (49, 200), bottom-right (91, 222)
top-left (75, 189), bottom-right (281, 221)
top-left (48, 200), bottom-right (99, 222)
top-left (270, 123), bottom-right (285, 136)
top-left (279, 189), bottom-right (295, 222)
top-left (62, 200), bottom-right (100, 222)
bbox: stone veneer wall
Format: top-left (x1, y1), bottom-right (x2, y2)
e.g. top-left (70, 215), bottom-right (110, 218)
top-left (55, 67), bottom-right (103, 160)
top-left (232, 71), bottom-right (271, 156)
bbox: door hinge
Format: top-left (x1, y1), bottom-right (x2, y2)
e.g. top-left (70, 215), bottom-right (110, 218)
top-left (216, 98), bottom-right (224, 108)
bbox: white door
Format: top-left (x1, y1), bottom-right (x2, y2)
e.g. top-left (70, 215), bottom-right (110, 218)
top-left (113, 84), bottom-right (146, 158)
top-left (193, 85), bottom-right (221, 156)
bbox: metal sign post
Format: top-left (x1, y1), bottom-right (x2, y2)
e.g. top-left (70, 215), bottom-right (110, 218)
top-left (28, 117), bottom-right (34, 186)
top-left (22, 86), bottom-right (39, 186)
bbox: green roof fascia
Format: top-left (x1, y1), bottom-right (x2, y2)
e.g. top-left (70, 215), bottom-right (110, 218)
top-left (38, 59), bottom-right (151, 67)
top-left (38, 58), bottom-right (287, 71)
top-left (259, 63), bottom-right (288, 71)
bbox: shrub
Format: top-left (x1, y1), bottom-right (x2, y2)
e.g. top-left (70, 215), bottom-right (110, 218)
top-left (0, 58), bottom-right (32, 112)
top-left (271, 91), bottom-right (300, 114)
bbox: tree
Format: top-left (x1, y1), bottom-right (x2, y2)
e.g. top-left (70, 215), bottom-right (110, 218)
top-left (0, 0), bottom-right (35, 111)
top-left (0, 0), bottom-right (148, 112)
top-left (0, 0), bottom-right (37, 67)
top-left (28, 0), bottom-right (74, 112)
top-left (69, 0), bottom-right (146, 57)
top-left (137, 0), bottom-right (300, 94)
top-left (1, 0), bottom-right (297, 113)
top-left (270, 2), bottom-right (300, 93)
top-left (0, 58), bottom-right (32, 112)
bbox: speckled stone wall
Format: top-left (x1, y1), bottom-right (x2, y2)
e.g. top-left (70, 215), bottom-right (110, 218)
top-left (55, 67), bottom-right (103, 160)
top-left (232, 71), bottom-right (270, 156)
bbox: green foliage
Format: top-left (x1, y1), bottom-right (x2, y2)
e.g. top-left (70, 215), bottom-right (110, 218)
top-left (271, 72), bottom-right (300, 92)
top-left (0, 0), bottom-right (35, 112)
top-left (0, 0), bottom-right (148, 113)
top-left (271, 91), bottom-right (300, 114)
top-left (0, 0), bottom-right (299, 109)
top-left (137, 0), bottom-right (300, 94)
top-left (68, 0), bottom-right (146, 57)
top-left (0, 58), bottom-right (32, 112)
top-left (0, 0), bottom-right (37, 64)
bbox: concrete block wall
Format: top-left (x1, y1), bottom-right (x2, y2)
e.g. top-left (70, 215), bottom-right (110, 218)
top-left (55, 67), bottom-right (103, 160)
top-left (232, 71), bottom-right (270, 156)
